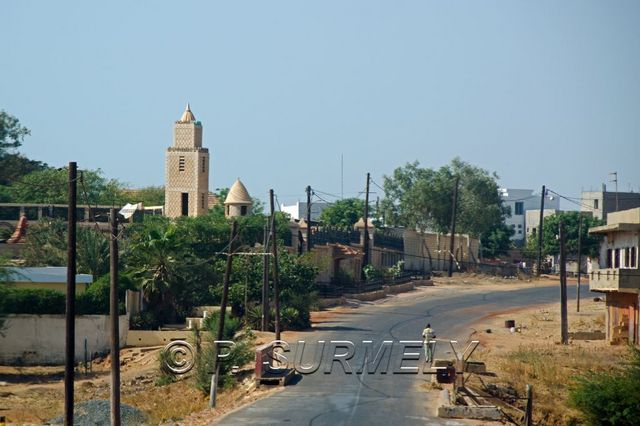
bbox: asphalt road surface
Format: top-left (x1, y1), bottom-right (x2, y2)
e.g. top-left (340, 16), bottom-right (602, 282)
top-left (218, 283), bottom-right (574, 426)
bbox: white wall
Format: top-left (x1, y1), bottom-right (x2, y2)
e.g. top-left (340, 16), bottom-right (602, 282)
top-left (0, 315), bottom-right (129, 365)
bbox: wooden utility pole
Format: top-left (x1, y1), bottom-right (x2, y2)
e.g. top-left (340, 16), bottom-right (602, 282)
top-left (306, 185), bottom-right (312, 253)
top-left (64, 162), bottom-right (77, 426)
top-left (109, 209), bottom-right (121, 426)
top-left (211, 220), bottom-right (237, 407)
top-left (448, 176), bottom-right (460, 278)
top-left (524, 384), bottom-right (533, 426)
top-left (362, 173), bottom-right (371, 273)
top-left (537, 185), bottom-right (546, 277)
top-left (559, 220), bottom-right (569, 344)
top-left (261, 222), bottom-right (269, 332)
top-left (269, 190), bottom-right (281, 341)
top-left (576, 215), bottom-right (583, 312)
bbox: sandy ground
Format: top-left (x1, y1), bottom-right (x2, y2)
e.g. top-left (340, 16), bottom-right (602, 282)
top-left (0, 273), bottom-right (609, 425)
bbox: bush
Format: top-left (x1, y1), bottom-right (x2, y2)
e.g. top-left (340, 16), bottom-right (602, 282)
top-left (0, 287), bottom-right (65, 314)
top-left (193, 312), bottom-right (254, 392)
top-left (569, 345), bottom-right (640, 425)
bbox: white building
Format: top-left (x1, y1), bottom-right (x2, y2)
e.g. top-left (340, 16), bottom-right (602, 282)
top-left (499, 188), bottom-right (560, 244)
top-left (280, 201), bottom-right (329, 221)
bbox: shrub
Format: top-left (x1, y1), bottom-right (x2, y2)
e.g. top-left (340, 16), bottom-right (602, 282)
top-left (569, 345), bottom-right (640, 425)
top-left (0, 287), bottom-right (65, 314)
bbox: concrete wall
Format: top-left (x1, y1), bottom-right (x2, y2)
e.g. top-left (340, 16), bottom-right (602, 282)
top-left (126, 330), bottom-right (189, 347)
top-left (0, 314), bottom-right (129, 365)
top-left (403, 230), bottom-right (479, 271)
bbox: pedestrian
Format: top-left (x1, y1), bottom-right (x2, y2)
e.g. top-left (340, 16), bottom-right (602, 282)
top-left (422, 323), bottom-right (436, 362)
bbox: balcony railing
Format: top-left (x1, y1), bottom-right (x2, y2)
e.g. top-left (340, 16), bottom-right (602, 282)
top-left (589, 268), bottom-right (640, 293)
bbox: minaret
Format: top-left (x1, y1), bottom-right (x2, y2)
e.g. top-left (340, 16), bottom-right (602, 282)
top-left (165, 104), bottom-right (210, 217)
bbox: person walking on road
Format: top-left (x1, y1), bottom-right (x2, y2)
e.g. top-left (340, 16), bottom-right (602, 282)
top-left (422, 323), bottom-right (436, 362)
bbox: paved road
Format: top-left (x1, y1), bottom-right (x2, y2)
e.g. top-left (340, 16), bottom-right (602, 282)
top-left (218, 283), bottom-right (574, 426)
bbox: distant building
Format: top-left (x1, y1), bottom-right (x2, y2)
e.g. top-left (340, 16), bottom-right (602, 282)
top-left (165, 104), bottom-right (210, 218)
top-left (499, 188), bottom-right (560, 244)
top-left (281, 201), bottom-right (329, 221)
top-left (525, 209), bottom-right (559, 239)
top-left (224, 179), bottom-right (253, 218)
top-left (581, 184), bottom-right (640, 221)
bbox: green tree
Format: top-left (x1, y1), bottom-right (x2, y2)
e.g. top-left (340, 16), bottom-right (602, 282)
top-left (319, 198), bottom-right (365, 229)
top-left (525, 211), bottom-right (603, 258)
top-left (481, 222), bottom-right (514, 258)
top-left (0, 111), bottom-right (30, 154)
top-left (381, 158), bottom-right (508, 240)
top-left (0, 153), bottom-right (48, 186)
top-left (125, 185), bottom-right (165, 206)
top-left (9, 168), bottom-right (125, 205)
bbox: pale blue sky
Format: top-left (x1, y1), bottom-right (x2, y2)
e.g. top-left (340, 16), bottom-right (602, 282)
top-left (2, 1), bottom-right (639, 207)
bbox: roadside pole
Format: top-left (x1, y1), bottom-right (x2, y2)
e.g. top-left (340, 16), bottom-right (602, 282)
top-left (536, 185), bottom-right (546, 277)
top-left (261, 222), bottom-right (269, 332)
top-left (211, 220), bottom-right (237, 408)
top-left (64, 162), bottom-right (77, 426)
top-left (270, 190), bottom-right (281, 341)
top-left (576, 215), bottom-right (583, 312)
top-left (306, 185), bottom-right (312, 253)
top-left (362, 173), bottom-right (370, 277)
top-left (448, 176), bottom-right (460, 278)
top-left (109, 209), bottom-right (121, 426)
top-left (559, 220), bottom-right (569, 344)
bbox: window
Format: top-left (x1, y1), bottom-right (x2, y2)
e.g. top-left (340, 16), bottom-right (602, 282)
top-left (614, 248), bottom-right (620, 268)
top-left (241, 205), bottom-right (247, 216)
top-left (631, 247), bottom-right (637, 268)
top-left (515, 202), bottom-right (524, 215)
top-left (179, 156), bottom-right (185, 172)
top-left (517, 224), bottom-right (522, 228)
top-left (624, 248), bottom-right (630, 268)
top-left (201, 193), bottom-right (205, 209)
top-left (201, 157), bottom-right (205, 173)
top-left (606, 249), bottom-right (612, 268)
top-left (594, 199), bottom-right (599, 210)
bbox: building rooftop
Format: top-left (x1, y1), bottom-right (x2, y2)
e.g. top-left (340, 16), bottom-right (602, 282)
top-left (178, 103), bottom-right (196, 123)
top-left (224, 179), bottom-right (253, 205)
top-left (4, 267), bottom-right (93, 284)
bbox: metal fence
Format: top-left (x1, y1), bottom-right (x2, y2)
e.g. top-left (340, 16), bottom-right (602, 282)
top-left (311, 228), bottom-right (360, 246)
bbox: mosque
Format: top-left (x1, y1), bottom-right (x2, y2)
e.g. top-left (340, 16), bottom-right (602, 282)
top-left (164, 104), bottom-right (252, 218)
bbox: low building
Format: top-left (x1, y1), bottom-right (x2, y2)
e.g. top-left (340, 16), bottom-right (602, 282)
top-left (588, 207), bottom-right (640, 345)
top-left (4, 267), bottom-right (93, 294)
top-left (525, 208), bottom-right (559, 239)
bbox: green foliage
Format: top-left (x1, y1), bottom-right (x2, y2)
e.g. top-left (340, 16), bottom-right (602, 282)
top-left (6, 168), bottom-right (125, 205)
top-left (0, 153), bottom-right (48, 186)
top-left (22, 219), bottom-right (111, 278)
top-left (569, 346), bottom-right (640, 425)
top-left (193, 313), bottom-right (254, 392)
top-left (525, 212), bottom-right (603, 258)
top-left (0, 110), bottom-right (30, 154)
top-left (481, 222), bottom-right (514, 258)
top-left (319, 198), bottom-right (365, 229)
top-left (363, 264), bottom-right (382, 281)
top-left (128, 186), bottom-right (165, 206)
top-left (381, 158), bottom-right (507, 239)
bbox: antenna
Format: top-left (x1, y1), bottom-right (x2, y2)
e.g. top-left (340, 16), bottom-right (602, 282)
top-left (341, 154), bottom-right (344, 199)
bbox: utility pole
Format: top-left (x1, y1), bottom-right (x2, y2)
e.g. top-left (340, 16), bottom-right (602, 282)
top-left (261, 222), bottom-right (269, 332)
top-left (211, 220), bottom-right (237, 407)
top-left (536, 185), bottom-right (546, 277)
top-left (362, 173), bottom-right (371, 277)
top-left (576, 215), bottom-right (583, 312)
top-left (448, 176), bottom-right (460, 278)
top-left (109, 209), bottom-right (121, 426)
top-left (64, 162), bottom-right (77, 426)
top-left (610, 172), bottom-right (618, 211)
top-left (269, 190), bottom-right (281, 341)
top-left (306, 185), bottom-right (312, 253)
top-left (559, 220), bottom-right (569, 345)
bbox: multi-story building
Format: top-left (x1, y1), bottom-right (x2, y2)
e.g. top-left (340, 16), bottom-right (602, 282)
top-left (165, 104), bottom-right (210, 218)
top-left (525, 209), bottom-right (559, 239)
top-left (589, 207), bottom-right (640, 345)
top-left (498, 188), bottom-right (560, 244)
top-left (581, 184), bottom-right (640, 221)
top-left (281, 201), bottom-right (329, 221)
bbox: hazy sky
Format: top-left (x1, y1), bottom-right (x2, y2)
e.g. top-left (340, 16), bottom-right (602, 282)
top-left (3, 1), bottom-right (639, 208)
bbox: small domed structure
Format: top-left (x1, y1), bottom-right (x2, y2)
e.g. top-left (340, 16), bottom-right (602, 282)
top-left (224, 179), bottom-right (253, 217)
